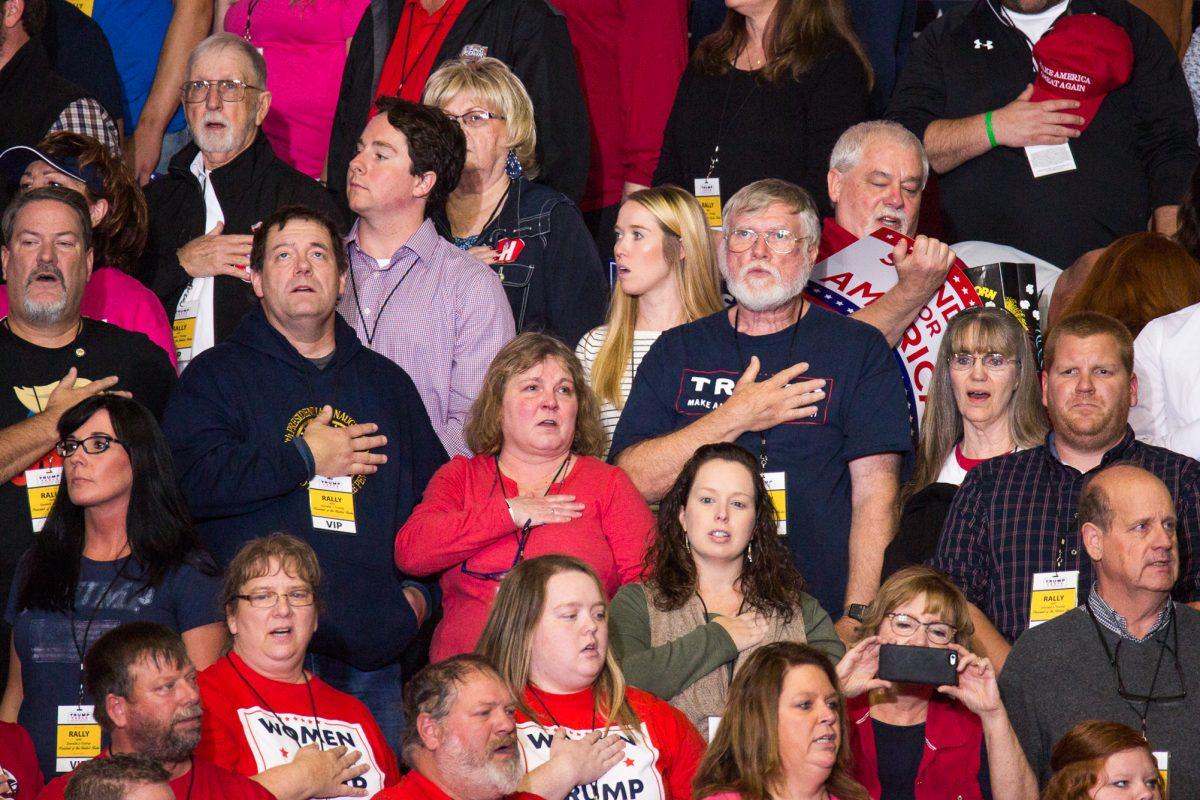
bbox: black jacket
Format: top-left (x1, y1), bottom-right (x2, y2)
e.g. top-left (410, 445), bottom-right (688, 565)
top-left (887, 0), bottom-right (1199, 267)
top-left (432, 177), bottom-right (607, 346)
top-left (0, 39), bottom-right (86, 151)
top-left (141, 132), bottom-right (343, 344)
top-left (328, 0), bottom-right (589, 204)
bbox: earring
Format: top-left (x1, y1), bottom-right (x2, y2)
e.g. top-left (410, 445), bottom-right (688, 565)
top-left (504, 148), bottom-right (523, 179)
top-left (684, 535), bottom-right (691, 554)
top-left (746, 542), bottom-right (754, 563)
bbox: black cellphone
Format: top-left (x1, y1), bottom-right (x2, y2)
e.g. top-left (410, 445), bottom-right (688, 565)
top-left (877, 644), bottom-right (959, 686)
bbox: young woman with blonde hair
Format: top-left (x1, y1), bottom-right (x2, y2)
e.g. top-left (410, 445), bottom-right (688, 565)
top-left (576, 186), bottom-right (724, 454)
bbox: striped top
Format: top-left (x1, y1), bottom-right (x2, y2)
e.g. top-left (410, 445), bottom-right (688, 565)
top-left (576, 326), bottom-right (663, 457)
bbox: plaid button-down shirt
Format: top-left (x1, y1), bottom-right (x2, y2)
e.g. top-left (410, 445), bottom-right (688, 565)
top-left (338, 218), bottom-right (515, 458)
top-left (933, 427), bottom-right (1200, 642)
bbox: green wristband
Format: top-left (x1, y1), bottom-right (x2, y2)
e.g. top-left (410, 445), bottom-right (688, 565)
top-left (985, 110), bottom-right (998, 148)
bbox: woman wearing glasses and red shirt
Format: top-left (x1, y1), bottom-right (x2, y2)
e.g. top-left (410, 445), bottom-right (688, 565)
top-left (835, 567), bottom-right (1037, 800)
top-left (395, 332), bottom-right (653, 661)
top-left (0, 396), bottom-right (224, 779)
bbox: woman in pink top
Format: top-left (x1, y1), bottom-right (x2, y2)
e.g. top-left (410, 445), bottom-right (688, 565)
top-left (694, 642), bottom-right (869, 800)
top-left (219, 0), bottom-right (369, 180)
top-left (0, 134), bottom-right (176, 367)
top-left (395, 332), bottom-right (653, 661)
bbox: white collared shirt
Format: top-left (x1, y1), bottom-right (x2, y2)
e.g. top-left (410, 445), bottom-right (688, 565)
top-left (173, 153), bottom-right (224, 373)
top-left (1131, 301), bottom-right (1200, 459)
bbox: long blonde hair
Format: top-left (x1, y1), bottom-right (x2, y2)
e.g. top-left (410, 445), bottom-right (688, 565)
top-left (906, 307), bottom-right (1047, 500)
top-left (592, 187), bottom-right (723, 409)
top-left (475, 555), bottom-right (641, 732)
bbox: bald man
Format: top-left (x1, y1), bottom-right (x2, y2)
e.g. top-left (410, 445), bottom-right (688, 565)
top-left (1000, 464), bottom-right (1200, 794)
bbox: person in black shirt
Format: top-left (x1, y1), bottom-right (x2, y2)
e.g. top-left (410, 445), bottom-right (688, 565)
top-left (0, 186), bottom-right (176, 690)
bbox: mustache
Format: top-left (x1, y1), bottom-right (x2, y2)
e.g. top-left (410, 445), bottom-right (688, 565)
top-left (201, 110), bottom-right (231, 127)
top-left (490, 733), bottom-right (517, 753)
top-left (172, 705), bottom-right (203, 724)
top-left (873, 207), bottom-right (908, 229)
top-left (26, 263), bottom-right (64, 286)
top-left (738, 260), bottom-right (781, 278)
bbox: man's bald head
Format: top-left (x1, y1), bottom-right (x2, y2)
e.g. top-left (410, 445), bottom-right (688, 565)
top-left (1080, 464), bottom-right (1178, 597)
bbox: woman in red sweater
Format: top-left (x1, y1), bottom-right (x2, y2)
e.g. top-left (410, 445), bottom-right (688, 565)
top-left (396, 333), bottom-right (653, 661)
top-left (476, 555), bottom-right (705, 800)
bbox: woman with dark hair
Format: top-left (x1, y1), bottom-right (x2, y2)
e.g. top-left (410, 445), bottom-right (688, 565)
top-left (0, 395), bottom-right (224, 778)
top-left (609, 442), bottom-right (842, 737)
top-left (694, 642), bottom-right (867, 800)
top-left (1043, 721), bottom-right (1161, 800)
top-left (0, 132), bottom-right (176, 366)
top-left (396, 333), bottom-right (652, 662)
top-left (653, 0), bottom-right (872, 213)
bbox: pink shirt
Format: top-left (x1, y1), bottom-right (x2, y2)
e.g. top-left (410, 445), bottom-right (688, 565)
top-left (0, 266), bottom-right (176, 367)
top-left (395, 454), bottom-right (653, 660)
top-left (224, 0), bottom-right (368, 179)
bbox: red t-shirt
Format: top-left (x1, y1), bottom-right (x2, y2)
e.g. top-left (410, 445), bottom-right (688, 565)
top-left (197, 652), bottom-right (399, 799)
top-left (373, 0), bottom-right (470, 105)
top-left (36, 755), bottom-right (271, 800)
top-left (515, 685), bottom-right (704, 800)
top-left (372, 769), bottom-right (545, 800)
top-left (817, 217), bottom-right (860, 263)
top-left (0, 722), bottom-right (42, 800)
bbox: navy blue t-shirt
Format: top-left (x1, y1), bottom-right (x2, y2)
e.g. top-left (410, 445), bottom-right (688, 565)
top-left (610, 306), bottom-right (911, 614)
top-left (5, 554), bottom-right (222, 778)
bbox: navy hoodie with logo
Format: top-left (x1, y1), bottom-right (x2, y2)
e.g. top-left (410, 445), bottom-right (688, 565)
top-left (162, 306), bottom-right (447, 670)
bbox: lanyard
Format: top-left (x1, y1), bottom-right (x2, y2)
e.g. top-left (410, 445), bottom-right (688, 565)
top-left (696, 593), bottom-right (747, 688)
top-left (394, 0), bottom-right (455, 95)
top-left (227, 653), bottom-right (324, 748)
top-left (731, 303), bottom-right (804, 470)
top-left (528, 686), bottom-right (598, 733)
top-left (70, 559), bottom-right (130, 703)
top-left (708, 61), bottom-right (760, 179)
top-left (347, 249), bottom-right (419, 346)
top-left (241, 0), bottom-right (263, 40)
top-left (1086, 601), bottom-right (1175, 741)
top-left (988, 0), bottom-right (1072, 73)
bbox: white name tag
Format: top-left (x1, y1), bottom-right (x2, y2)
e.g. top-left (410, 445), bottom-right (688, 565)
top-left (56, 705), bottom-right (100, 773)
top-left (1154, 751), bottom-right (1169, 796)
top-left (762, 471), bottom-right (786, 536)
top-left (707, 715), bottom-right (721, 741)
top-left (24, 466), bottom-right (61, 532)
top-left (1025, 143), bottom-right (1076, 178)
top-left (1028, 571), bottom-right (1079, 627)
top-left (694, 178), bottom-right (722, 229)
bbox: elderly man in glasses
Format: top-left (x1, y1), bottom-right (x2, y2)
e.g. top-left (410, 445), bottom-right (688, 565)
top-left (999, 462), bottom-right (1200, 796)
top-left (610, 178), bottom-right (912, 644)
top-left (139, 32), bottom-right (342, 374)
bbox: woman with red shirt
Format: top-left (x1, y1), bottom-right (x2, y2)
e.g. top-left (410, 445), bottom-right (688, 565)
top-left (395, 333), bottom-right (653, 661)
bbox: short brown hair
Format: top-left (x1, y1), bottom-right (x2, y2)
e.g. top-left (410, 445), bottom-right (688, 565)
top-left (373, 97), bottom-right (465, 215)
top-left (401, 654), bottom-right (505, 766)
top-left (3, 185), bottom-right (93, 250)
top-left (65, 754), bottom-right (171, 800)
top-left (84, 622), bottom-right (189, 730)
top-left (1043, 311), bottom-right (1134, 376)
top-left (856, 566), bottom-right (974, 648)
top-left (463, 333), bottom-right (606, 457)
top-left (1043, 720), bottom-right (1160, 800)
top-left (222, 533), bottom-right (322, 617)
top-left (250, 205), bottom-right (348, 275)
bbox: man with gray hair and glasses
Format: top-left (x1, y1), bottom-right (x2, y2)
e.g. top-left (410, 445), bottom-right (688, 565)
top-left (611, 178), bottom-right (912, 644)
top-left (140, 32), bottom-right (341, 373)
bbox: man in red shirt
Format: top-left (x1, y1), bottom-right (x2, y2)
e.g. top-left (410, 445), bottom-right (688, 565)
top-left (37, 623), bottom-right (276, 800)
top-left (62, 754), bottom-right (172, 800)
top-left (0, 721), bottom-right (42, 800)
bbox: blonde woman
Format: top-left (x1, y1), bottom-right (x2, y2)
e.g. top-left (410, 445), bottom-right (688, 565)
top-left (476, 555), bottom-right (705, 800)
top-left (576, 186), bottom-right (724, 454)
top-left (425, 56), bottom-right (608, 345)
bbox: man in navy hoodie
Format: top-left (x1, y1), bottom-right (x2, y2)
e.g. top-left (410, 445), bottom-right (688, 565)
top-left (162, 204), bottom-right (447, 755)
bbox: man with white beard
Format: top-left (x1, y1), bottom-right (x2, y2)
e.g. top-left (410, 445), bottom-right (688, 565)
top-left (611, 179), bottom-right (912, 644)
top-left (139, 33), bottom-right (341, 373)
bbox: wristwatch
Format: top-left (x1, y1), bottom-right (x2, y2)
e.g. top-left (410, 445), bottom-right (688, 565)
top-left (845, 603), bottom-right (869, 622)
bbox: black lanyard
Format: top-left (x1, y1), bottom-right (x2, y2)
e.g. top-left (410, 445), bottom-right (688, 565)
top-left (70, 559), bottom-right (130, 704)
top-left (731, 303), bottom-right (804, 470)
top-left (528, 686), bottom-right (597, 733)
top-left (696, 593), bottom-right (747, 688)
top-left (227, 653), bottom-right (324, 748)
top-left (708, 63), bottom-right (759, 179)
top-left (241, 0), bottom-right (263, 40)
top-left (393, 0), bottom-right (455, 95)
top-left (347, 249), bottom-right (419, 347)
top-left (1087, 601), bottom-right (1175, 740)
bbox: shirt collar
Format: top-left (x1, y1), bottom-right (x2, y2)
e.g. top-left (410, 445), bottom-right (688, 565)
top-left (346, 217), bottom-right (440, 270)
top-left (1044, 427), bottom-right (1137, 470)
top-left (1087, 584), bottom-right (1173, 643)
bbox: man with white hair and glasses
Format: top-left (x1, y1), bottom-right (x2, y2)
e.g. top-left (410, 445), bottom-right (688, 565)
top-left (610, 178), bottom-right (912, 643)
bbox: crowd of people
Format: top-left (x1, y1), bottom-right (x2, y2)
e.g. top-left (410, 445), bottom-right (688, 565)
top-left (3, 0), bottom-right (1200, 799)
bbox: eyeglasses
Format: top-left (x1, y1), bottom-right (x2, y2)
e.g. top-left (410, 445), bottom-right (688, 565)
top-left (236, 589), bottom-right (316, 608)
top-left (948, 352), bottom-right (1018, 372)
top-left (461, 522), bottom-right (532, 581)
top-left (443, 109), bottom-right (506, 128)
top-left (1110, 617), bottom-right (1187, 703)
top-left (885, 612), bottom-right (957, 645)
top-left (182, 79), bottom-right (263, 104)
top-left (725, 228), bottom-right (802, 255)
top-left (55, 434), bottom-right (128, 458)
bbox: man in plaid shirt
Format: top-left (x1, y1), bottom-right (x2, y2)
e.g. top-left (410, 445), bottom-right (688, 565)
top-left (934, 311), bottom-right (1200, 669)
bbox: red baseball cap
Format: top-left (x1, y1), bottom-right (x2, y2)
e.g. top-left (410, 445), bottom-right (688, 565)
top-left (1029, 13), bottom-right (1133, 131)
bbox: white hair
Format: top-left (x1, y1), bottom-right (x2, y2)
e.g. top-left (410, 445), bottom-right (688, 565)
top-left (829, 120), bottom-right (929, 189)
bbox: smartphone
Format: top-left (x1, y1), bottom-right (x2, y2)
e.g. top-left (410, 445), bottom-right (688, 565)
top-left (877, 644), bottom-right (959, 686)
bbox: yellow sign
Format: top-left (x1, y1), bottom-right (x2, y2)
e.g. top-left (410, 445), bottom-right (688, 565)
top-left (65, 0), bottom-right (93, 14)
top-left (1029, 571), bottom-right (1079, 626)
top-left (309, 475), bottom-right (357, 533)
top-left (762, 471), bottom-right (786, 536)
top-left (172, 316), bottom-right (196, 350)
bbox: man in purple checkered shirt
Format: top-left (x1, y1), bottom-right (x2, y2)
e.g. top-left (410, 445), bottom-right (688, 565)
top-left (338, 97), bottom-right (514, 458)
top-left (933, 311), bottom-right (1200, 670)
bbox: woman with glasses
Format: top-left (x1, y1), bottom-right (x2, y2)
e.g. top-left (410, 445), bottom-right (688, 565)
top-left (835, 567), bottom-right (1037, 800)
top-left (882, 307), bottom-right (1047, 578)
top-left (424, 57), bottom-right (608, 346)
top-left (609, 442), bottom-right (842, 737)
top-left (197, 534), bottom-right (399, 799)
top-left (396, 333), bottom-right (653, 661)
top-left (0, 395), bottom-right (224, 778)
top-left (477, 555), bottom-right (705, 800)
top-left (576, 186), bottom-right (725, 456)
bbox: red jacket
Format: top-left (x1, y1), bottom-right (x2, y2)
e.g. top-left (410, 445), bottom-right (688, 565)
top-left (847, 694), bottom-right (984, 800)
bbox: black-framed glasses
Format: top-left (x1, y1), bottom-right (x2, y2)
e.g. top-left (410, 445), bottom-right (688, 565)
top-left (55, 434), bottom-right (128, 458)
top-left (725, 227), bottom-right (802, 255)
top-left (885, 612), bottom-right (957, 645)
top-left (461, 521), bottom-right (533, 581)
top-left (235, 589), bottom-right (316, 608)
top-left (443, 109), bottom-right (506, 128)
top-left (1112, 625), bottom-right (1187, 703)
top-left (182, 79), bottom-right (263, 103)
top-left (948, 352), bottom-right (1018, 372)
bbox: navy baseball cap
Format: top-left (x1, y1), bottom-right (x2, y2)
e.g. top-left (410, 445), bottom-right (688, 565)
top-left (0, 145), bottom-right (106, 195)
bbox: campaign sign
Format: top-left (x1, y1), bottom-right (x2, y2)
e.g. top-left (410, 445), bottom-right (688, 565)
top-left (518, 721), bottom-right (666, 800)
top-left (803, 228), bottom-right (984, 433)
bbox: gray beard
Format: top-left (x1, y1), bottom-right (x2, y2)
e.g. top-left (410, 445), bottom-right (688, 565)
top-left (20, 294), bottom-right (69, 326)
top-left (128, 720), bottom-right (202, 764)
